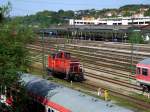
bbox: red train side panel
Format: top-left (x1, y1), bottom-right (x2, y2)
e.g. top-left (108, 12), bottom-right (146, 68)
top-left (135, 58), bottom-right (150, 90)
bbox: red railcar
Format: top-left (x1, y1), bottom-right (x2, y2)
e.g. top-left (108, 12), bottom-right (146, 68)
top-left (47, 51), bottom-right (84, 81)
top-left (135, 58), bottom-right (150, 91)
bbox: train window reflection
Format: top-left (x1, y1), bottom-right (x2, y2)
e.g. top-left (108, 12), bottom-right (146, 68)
top-left (142, 68), bottom-right (148, 76)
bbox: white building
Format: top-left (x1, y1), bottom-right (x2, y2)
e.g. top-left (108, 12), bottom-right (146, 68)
top-left (69, 16), bottom-right (150, 26)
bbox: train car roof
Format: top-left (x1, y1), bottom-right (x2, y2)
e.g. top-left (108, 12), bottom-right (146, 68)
top-left (139, 58), bottom-right (150, 65)
top-left (21, 74), bottom-right (133, 112)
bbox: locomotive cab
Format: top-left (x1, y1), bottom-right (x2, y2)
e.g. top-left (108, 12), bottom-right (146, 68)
top-left (135, 58), bottom-right (150, 90)
top-left (47, 51), bottom-right (84, 81)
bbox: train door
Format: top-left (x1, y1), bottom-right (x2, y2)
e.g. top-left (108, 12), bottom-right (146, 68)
top-left (48, 55), bottom-right (54, 70)
top-left (63, 52), bottom-right (71, 73)
top-left (54, 52), bottom-right (64, 73)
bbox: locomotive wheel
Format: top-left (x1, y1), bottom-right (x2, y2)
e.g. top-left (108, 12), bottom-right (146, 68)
top-left (79, 74), bottom-right (85, 81)
top-left (74, 76), bottom-right (80, 82)
top-left (47, 69), bottom-right (53, 76)
top-left (74, 74), bottom-right (84, 82)
top-left (66, 73), bottom-right (71, 81)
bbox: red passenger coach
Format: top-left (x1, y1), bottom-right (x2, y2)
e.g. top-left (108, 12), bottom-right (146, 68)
top-left (135, 58), bottom-right (150, 91)
top-left (47, 51), bottom-right (84, 81)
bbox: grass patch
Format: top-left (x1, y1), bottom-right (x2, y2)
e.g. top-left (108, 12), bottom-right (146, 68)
top-left (130, 93), bottom-right (150, 103)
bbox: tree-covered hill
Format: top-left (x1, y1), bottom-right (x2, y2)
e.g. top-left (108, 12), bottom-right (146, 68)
top-left (11, 4), bottom-right (150, 27)
top-left (120, 4), bottom-right (150, 11)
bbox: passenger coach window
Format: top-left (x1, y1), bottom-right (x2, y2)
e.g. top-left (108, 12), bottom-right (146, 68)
top-left (48, 108), bottom-right (51, 112)
top-left (48, 108), bottom-right (54, 112)
top-left (137, 67), bottom-right (141, 74)
top-left (142, 68), bottom-right (148, 76)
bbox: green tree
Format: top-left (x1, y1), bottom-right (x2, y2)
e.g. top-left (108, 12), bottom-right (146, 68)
top-left (128, 31), bottom-right (144, 44)
top-left (0, 7), bottom-right (3, 23)
top-left (128, 31), bottom-right (144, 77)
top-left (0, 2), bottom-right (11, 23)
top-left (0, 3), bottom-right (35, 112)
top-left (144, 8), bottom-right (150, 16)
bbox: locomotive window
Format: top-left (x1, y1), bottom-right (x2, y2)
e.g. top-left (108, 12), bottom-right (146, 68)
top-left (52, 54), bottom-right (55, 59)
top-left (64, 53), bottom-right (70, 59)
top-left (137, 67), bottom-right (141, 74)
top-left (142, 68), bottom-right (148, 76)
top-left (56, 52), bottom-right (62, 58)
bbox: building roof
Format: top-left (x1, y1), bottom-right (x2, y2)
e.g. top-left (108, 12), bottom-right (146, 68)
top-left (21, 74), bottom-right (133, 112)
top-left (139, 58), bottom-right (150, 65)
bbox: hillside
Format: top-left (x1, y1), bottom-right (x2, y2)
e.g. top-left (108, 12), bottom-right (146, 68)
top-left (11, 4), bottom-right (150, 27)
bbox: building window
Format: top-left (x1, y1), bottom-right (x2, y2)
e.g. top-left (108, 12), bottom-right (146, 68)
top-left (137, 67), bottom-right (140, 74)
top-left (128, 22), bottom-right (132, 25)
top-left (139, 22), bottom-right (144, 24)
top-left (145, 21), bottom-right (150, 24)
top-left (134, 22), bottom-right (138, 24)
top-left (142, 68), bottom-right (148, 76)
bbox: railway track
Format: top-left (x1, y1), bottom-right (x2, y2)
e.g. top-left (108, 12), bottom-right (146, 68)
top-left (81, 81), bottom-right (150, 110)
top-left (27, 44), bottom-right (137, 78)
top-left (37, 38), bottom-right (150, 52)
top-left (27, 40), bottom-right (150, 110)
top-left (27, 45), bottom-right (140, 90)
top-left (27, 40), bottom-right (150, 90)
top-left (27, 44), bottom-right (134, 75)
top-left (85, 72), bottom-right (141, 90)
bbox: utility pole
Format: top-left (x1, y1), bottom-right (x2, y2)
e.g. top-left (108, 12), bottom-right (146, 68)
top-left (129, 16), bottom-right (134, 81)
top-left (130, 16), bottom-right (141, 80)
top-left (42, 31), bottom-right (45, 78)
top-left (73, 14), bottom-right (77, 44)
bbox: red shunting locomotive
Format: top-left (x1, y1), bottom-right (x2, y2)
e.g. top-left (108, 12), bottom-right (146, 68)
top-left (135, 58), bottom-right (150, 91)
top-left (47, 51), bottom-right (84, 81)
